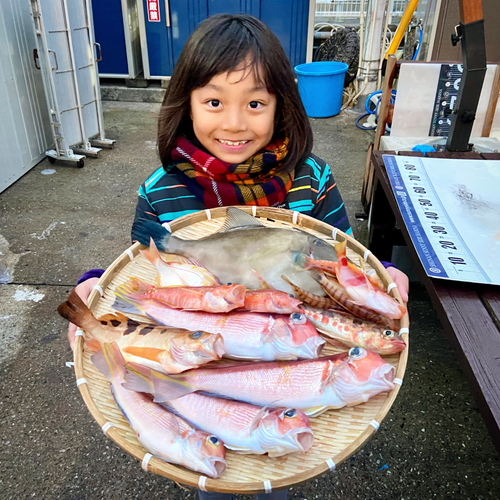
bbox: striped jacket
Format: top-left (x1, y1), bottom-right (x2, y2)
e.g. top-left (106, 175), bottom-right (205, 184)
top-left (133, 154), bottom-right (352, 236)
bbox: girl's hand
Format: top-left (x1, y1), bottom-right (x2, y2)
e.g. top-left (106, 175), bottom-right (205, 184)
top-left (386, 267), bottom-right (409, 304)
top-left (67, 277), bottom-right (100, 351)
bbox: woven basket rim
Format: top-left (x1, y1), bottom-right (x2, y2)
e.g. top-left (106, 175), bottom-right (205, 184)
top-left (73, 206), bottom-right (409, 493)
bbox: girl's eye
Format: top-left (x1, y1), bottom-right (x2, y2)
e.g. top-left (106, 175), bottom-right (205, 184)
top-left (249, 101), bottom-right (262, 109)
top-left (208, 99), bottom-right (221, 108)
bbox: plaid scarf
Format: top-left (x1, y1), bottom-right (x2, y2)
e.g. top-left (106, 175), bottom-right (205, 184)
top-left (170, 136), bottom-right (294, 208)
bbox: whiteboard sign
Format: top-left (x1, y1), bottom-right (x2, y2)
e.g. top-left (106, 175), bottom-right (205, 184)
top-left (383, 155), bottom-right (500, 285)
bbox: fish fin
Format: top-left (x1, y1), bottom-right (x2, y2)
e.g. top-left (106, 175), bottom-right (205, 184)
top-left (291, 251), bottom-right (311, 270)
top-left (121, 277), bottom-right (155, 298)
top-left (319, 334), bottom-right (350, 349)
top-left (150, 370), bottom-right (194, 402)
top-left (91, 342), bottom-right (126, 381)
top-left (122, 346), bottom-right (164, 362)
top-left (57, 288), bottom-right (98, 330)
top-left (131, 217), bottom-right (170, 251)
top-left (219, 207), bottom-right (264, 231)
top-left (223, 444), bottom-right (255, 453)
top-left (85, 338), bottom-right (102, 353)
top-left (252, 270), bottom-right (273, 289)
top-left (304, 406), bottom-right (328, 417)
top-left (122, 362), bottom-right (154, 393)
top-left (112, 283), bottom-right (146, 316)
top-left (248, 406), bottom-right (268, 434)
top-left (95, 312), bottom-right (129, 323)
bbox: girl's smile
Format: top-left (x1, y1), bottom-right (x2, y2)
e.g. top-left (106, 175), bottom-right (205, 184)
top-left (190, 63), bottom-right (277, 164)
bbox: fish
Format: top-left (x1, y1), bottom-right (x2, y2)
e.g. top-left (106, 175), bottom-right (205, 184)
top-left (120, 277), bottom-right (246, 313)
top-left (281, 274), bottom-right (342, 311)
top-left (292, 251), bottom-right (385, 290)
top-left (124, 363), bottom-right (314, 457)
top-left (300, 306), bottom-right (406, 355)
top-left (301, 270), bottom-right (398, 330)
top-left (91, 342), bottom-right (227, 478)
top-left (112, 286), bottom-right (325, 361)
top-left (243, 289), bottom-right (303, 314)
top-left (141, 238), bottom-right (220, 287)
top-left (57, 289), bottom-right (224, 373)
top-left (131, 207), bottom-right (338, 295)
top-left (145, 347), bottom-right (396, 417)
top-left (333, 241), bottom-right (407, 320)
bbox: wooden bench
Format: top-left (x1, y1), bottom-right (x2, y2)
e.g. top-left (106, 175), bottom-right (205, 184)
top-left (369, 149), bottom-right (500, 456)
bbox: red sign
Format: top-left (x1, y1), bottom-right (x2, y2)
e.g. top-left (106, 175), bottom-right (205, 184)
top-left (148, 0), bottom-right (160, 22)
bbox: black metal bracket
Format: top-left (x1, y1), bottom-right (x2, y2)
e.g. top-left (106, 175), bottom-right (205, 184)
top-left (446, 19), bottom-right (487, 152)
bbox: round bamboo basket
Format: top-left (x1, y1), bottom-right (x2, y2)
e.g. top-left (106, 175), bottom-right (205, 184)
top-left (73, 206), bottom-right (409, 494)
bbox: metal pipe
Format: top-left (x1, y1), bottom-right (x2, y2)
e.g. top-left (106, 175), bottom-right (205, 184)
top-left (384, 0), bottom-right (420, 59)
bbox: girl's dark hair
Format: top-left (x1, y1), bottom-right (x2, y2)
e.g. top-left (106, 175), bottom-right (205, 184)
top-left (158, 13), bottom-right (313, 171)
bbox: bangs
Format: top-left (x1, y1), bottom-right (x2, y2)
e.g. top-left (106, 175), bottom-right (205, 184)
top-left (184, 17), bottom-right (271, 93)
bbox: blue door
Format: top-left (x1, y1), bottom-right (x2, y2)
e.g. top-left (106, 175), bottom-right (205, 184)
top-left (142, 0), bottom-right (309, 78)
top-left (91, 0), bottom-right (129, 76)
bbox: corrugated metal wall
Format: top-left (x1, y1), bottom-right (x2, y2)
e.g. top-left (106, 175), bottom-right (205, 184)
top-left (0, 0), bottom-right (52, 193)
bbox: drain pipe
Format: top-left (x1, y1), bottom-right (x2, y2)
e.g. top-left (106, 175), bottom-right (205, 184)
top-left (358, 0), bottom-right (387, 107)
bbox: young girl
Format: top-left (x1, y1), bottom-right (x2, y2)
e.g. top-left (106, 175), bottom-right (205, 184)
top-left (68, 13), bottom-right (409, 499)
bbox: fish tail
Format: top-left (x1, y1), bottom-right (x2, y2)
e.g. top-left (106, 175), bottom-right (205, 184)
top-left (57, 288), bottom-right (99, 330)
top-left (123, 362), bottom-right (154, 393)
top-left (132, 217), bottom-right (171, 251)
top-left (112, 282), bottom-right (147, 316)
top-left (150, 370), bottom-right (195, 402)
top-left (91, 342), bottom-right (126, 382)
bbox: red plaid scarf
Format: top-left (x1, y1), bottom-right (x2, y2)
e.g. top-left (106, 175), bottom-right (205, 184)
top-left (171, 136), bottom-right (294, 208)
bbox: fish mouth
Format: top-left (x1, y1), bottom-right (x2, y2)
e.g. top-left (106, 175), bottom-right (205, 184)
top-left (380, 363), bottom-right (396, 386)
top-left (208, 458), bottom-right (227, 478)
top-left (292, 428), bottom-right (314, 452)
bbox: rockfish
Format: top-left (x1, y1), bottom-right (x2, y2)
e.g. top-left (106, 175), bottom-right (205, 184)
top-left (131, 207), bottom-right (337, 295)
top-left (300, 306), bottom-right (406, 355)
top-left (121, 277), bottom-right (246, 313)
top-left (243, 289), bottom-right (303, 314)
top-left (124, 363), bottom-right (314, 457)
top-left (91, 342), bottom-right (226, 478)
top-left (113, 287), bottom-right (324, 361)
top-left (146, 347), bottom-right (396, 416)
top-left (58, 289), bottom-right (224, 373)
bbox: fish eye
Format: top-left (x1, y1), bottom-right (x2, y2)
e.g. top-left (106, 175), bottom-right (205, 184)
top-left (208, 435), bottom-right (220, 445)
top-left (349, 347), bottom-right (367, 359)
top-left (190, 331), bottom-right (204, 339)
top-left (290, 313), bottom-right (306, 324)
top-left (289, 294), bottom-right (294, 298)
top-left (284, 408), bottom-right (297, 418)
top-left (383, 330), bottom-right (394, 337)
top-left (315, 239), bottom-right (324, 246)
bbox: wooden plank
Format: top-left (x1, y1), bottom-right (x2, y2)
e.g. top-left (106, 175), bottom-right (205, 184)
top-left (481, 153), bottom-right (500, 160)
top-left (374, 54), bottom-right (398, 151)
top-left (459, 0), bottom-right (483, 24)
top-left (361, 142), bottom-right (374, 207)
top-left (481, 65), bottom-right (500, 137)
top-left (433, 281), bottom-right (500, 454)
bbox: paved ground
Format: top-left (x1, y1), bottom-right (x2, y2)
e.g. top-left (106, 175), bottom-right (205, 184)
top-left (1, 100), bottom-right (499, 500)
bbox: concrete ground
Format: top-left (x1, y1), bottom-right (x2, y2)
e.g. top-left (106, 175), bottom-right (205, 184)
top-left (1, 96), bottom-right (499, 500)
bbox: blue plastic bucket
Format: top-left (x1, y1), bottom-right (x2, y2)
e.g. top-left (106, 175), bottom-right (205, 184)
top-left (294, 62), bottom-right (349, 118)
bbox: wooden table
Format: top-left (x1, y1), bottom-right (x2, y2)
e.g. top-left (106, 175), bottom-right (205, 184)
top-left (369, 149), bottom-right (500, 455)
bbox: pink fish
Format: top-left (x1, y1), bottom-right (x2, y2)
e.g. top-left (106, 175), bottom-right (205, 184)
top-left (147, 347), bottom-right (396, 417)
top-left (333, 241), bottom-right (406, 320)
top-left (91, 342), bottom-right (226, 477)
top-left (243, 289), bottom-right (303, 314)
top-left (113, 286), bottom-right (324, 361)
top-left (120, 277), bottom-right (246, 313)
top-left (124, 363), bottom-right (314, 457)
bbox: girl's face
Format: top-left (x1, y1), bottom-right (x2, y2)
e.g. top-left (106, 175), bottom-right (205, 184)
top-left (190, 63), bottom-right (277, 164)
